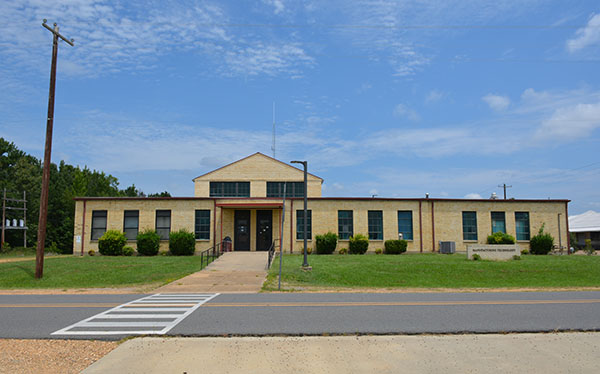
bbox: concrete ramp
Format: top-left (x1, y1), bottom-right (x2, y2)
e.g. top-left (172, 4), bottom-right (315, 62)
top-left (154, 252), bottom-right (269, 293)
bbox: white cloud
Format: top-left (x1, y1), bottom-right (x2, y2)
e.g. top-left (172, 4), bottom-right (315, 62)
top-left (482, 94), bottom-right (511, 112)
top-left (535, 102), bottom-right (600, 140)
top-left (566, 13), bottom-right (600, 53)
top-left (0, 1), bottom-right (313, 79)
top-left (263, 0), bottom-right (285, 14)
top-left (464, 193), bottom-right (483, 199)
top-left (425, 90), bottom-right (445, 103)
top-left (393, 104), bottom-right (420, 121)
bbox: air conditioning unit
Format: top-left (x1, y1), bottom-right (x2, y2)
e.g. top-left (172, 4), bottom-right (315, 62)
top-left (439, 241), bottom-right (456, 254)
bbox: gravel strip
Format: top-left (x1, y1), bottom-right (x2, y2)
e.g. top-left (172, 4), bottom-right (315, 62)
top-left (0, 339), bottom-right (118, 374)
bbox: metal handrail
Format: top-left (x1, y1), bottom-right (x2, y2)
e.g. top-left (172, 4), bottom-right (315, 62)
top-left (200, 242), bottom-right (222, 270)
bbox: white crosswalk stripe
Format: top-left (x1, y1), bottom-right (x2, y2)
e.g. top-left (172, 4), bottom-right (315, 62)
top-left (51, 293), bottom-right (219, 336)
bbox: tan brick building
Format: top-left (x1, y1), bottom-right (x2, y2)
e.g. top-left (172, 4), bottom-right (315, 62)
top-left (73, 153), bottom-right (570, 254)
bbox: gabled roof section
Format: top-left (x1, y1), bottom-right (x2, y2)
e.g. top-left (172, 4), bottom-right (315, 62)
top-left (193, 152), bottom-right (324, 182)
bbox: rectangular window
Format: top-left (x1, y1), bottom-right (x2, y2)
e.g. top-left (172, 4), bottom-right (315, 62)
top-left (123, 210), bottom-right (139, 240)
top-left (368, 211), bottom-right (383, 240)
top-left (491, 212), bottom-right (506, 234)
top-left (515, 212), bottom-right (530, 241)
top-left (195, 210), bottom-right (211, 240)
top-left (397, 211), bottom-right (413, 240)
top-left (155, 210), bottom-right (171, 240)
top-left (338, 210), bottom-right (353, 240)
top-left (209, 182), bottom-right (250, 197)
top-left (267, 182), bottom-right (305, 198)
top-left (296, 210), bottom-right (312, 240)
top-left (91, 210), bottom-right (107, 240)
top-left (462, 211), bottom-right (478, 241)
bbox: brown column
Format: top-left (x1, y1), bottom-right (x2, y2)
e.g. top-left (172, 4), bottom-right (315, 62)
top-left (290, 199), bottom-right (294, 254)
top-left (431, 201), bottom-right (436, 252)
top-left (565, 202), bottom-right (570, 255)
top-left (80, 200), bottom-right (86, 256)
top-left (419, 200), bottom-right (423, 253)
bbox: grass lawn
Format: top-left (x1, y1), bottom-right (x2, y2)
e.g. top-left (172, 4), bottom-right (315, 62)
top-left (263, 253), bottom-right (600, 291)
top-left (0, 255), bottom-right (211, 289)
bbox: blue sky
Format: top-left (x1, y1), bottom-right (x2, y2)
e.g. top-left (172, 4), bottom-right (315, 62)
top-left (1, 0), bottom-right (599, 214)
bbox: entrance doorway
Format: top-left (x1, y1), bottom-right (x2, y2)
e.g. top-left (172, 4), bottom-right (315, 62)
top-left (256, 210), bottom-right (273, 251)
top-left (234, 210), bottom-right (250, 251)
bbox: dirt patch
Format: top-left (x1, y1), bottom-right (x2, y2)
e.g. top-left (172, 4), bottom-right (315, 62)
top-left (0, 283), bottom-right (163, 295)
top-left (0, 339), bottom-right (117, 374)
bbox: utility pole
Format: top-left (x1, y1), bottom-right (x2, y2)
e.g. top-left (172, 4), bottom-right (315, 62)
top-left (291, 160), bottom-right (310, 270)
top-left (36, 20), bottom-right (74, 279)
top-left (498, 184), bottom-right (512, 200)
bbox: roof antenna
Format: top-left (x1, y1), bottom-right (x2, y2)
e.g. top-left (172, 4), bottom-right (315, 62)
top-left (271, 101), bottom-right (276, 158)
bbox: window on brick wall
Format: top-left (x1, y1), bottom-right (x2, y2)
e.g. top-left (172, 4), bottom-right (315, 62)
top-left (91, 210), bottom-right (107, 240)
top-left (123, 210), bottom-right (139, 240)
top-left (338, 210), bottom-right (353, 240)
top-left (296, 210), bottom-right (312, 240)
top-left (397, 211), bottom-right (413, 240)
top-left (209, 182), bottom-right (250, 197)
top-left (155, 210), bottom-right (171, 240)
top-left (491, 212), bottom-right (506, 234)
top-left (195, 210), bottom-right (210, 240)
top-left (462, 211), bottom-right (477, 241)
top-left (267, 182), bottom-right (305, 198)
top-left (368, 210), bottom-right (383, 240)
top-left (515, 212), bottom-right (530, 241)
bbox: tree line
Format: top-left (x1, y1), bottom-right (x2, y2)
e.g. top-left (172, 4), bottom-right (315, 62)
top-left (0, 138), bottom-right (169, 253)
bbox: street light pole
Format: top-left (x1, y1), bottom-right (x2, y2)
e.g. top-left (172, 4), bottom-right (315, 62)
top-left (291, 160), bottom-right (310, 269)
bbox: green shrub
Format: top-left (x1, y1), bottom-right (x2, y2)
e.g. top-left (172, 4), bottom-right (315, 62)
top-left (512, 255), bottom-right (521, 260)
top-left (375, 248), bottom-right (383, 255)
top-left (521, 249), bottom-right (530, 255)
top-left (486, 232), bottom-right (516, 244)
top-left (384, 239), bottom-right (408, 255)
top-left (298, 247), bottom-right (313, 255)
top-left (349, 234), bottom-right (369, 254)
top-left (136, 229), bottom-right (160, 256)
top-left (338, 248), bottom-right (348, 255)
top-left (98, 230), bottom-right (126, 256)
top-left (585, 239), bottom-right (595, 255)
top-left (316, 232), bottom-right (338, 254)
top-left (472, 253), bottom-right (481, 261)
top-left (169, 229), bottom-right (196, 256)
top-left (88, 249), bottom-right (95, 256)
top-left (529, 224), bottom-right (554, 255)
top-left (123, 246), bottom-right (135, 256)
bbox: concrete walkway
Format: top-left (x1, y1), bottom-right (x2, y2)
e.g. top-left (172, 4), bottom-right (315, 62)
top-left (154, 252), bottom-right (269, 293)
top-left (84, 332), bottom-right (600, 373)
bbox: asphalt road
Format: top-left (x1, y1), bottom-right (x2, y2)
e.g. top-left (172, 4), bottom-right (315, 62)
top-left (1, 291), bottom-right (599, 340)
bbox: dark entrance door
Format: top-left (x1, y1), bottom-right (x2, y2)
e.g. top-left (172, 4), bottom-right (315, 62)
top-left (256, 210), bottom-right (273, 251)
top-left (234, 210), bottom-right (250, 251)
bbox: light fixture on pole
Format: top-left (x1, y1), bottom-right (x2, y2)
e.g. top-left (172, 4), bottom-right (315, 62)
top-left (291, 160), bottom-right (310, 269)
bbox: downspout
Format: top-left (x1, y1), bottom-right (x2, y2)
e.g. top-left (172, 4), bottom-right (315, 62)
top-left (419, 200), bottom-right (423, 253)
top-left (565, 202), bottom-right (570, 255)
top-left (80, 199), bottom-right (86, 256)
top-left (290, 199), bottom-right (294, 254)
top-left (431, 201), bottom-right (436, 252)
top-left (220, 205), bottom-right (223, 250)
top-left (213, 199), bottom-right (217, 249)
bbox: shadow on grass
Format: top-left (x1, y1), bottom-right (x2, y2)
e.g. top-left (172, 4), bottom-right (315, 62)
top-left (13, 263), bottom-right (35, 278)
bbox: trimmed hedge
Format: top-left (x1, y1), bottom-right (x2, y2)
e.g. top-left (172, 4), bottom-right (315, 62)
top-left (316, 232), bottom-right (338, 254)
top-left (384, 239), bottom-right (407, 254)
top-left (529, 225), bottom-right (554, 255)
top-left (169, 229), bottom-right (196, 256)
top-left (98, 230), bottom-right (126, 256)
top-left (136, 229), bottom-right (160, 256)
top-left (486, 232), bottom-right (516, 244)
top-left (349, 234), bottom-right (369, 254)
